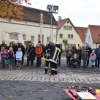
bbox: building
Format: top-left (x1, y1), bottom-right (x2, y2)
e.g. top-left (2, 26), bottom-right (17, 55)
top-left (0, 6), bottom-right (57, 46)
top-left (75, 26), bottom-right (87, 46)
top-left (85, 25), bottom-right (100, 49)
top-left (57, 18), bottom-right (83, 49)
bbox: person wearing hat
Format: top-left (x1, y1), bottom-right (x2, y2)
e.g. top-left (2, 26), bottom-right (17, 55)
top-left (82, 49), bottom-right (88, 68)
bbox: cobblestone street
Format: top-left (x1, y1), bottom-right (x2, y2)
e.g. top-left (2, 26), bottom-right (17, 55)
top-left (0, 59), bottom-right (100, 100)
top-left (0, 67), bottom-right (100, 84)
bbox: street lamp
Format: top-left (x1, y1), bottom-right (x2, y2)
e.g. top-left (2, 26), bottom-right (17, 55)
top-left (46, 5), bottom-right (59, 41)
top-left (40, 12), bottom-right (43, 44)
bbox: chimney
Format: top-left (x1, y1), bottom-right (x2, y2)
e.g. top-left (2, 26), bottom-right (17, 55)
top-left (58, 16), bottom-right (62, 23)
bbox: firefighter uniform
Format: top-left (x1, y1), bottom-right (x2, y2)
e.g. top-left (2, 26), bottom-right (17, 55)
top-left (49, 42), bottom-right (61, 75)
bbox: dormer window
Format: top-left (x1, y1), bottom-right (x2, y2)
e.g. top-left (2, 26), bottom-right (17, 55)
top-left (63, 26), bottom-right (72, 30)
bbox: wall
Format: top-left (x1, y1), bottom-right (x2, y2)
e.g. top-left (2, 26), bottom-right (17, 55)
top-left (0, 18), bottom-right (57, 46)
top-left (57, 20), bottom-right (83, 49)
top-left (85, 28), bottom-right (96, 49)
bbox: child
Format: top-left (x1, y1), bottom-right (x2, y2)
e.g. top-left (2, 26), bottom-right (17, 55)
top-left (16, 48), bottom-right (23, 69)
top-left (35, 43), bottom-right (43, 68)
top-left (90, 50), bottom-right (96, 68)
top-left (8, 47), bottom-right (15, 69)
top-left (82, 49), bottom-right (88, 68)
top-left (0, 47), bottom-right (7, 68)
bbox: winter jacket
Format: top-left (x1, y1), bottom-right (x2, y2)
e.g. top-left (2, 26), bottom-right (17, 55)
top-left (8, 51), bottom-right (14, 59)
top-left (0, 50), bottom-right (7, 57)
top-left (90, 53), bottom-right (96, 60)
top-left (82, 51), bottom-right (88, 60)
top-left (77, 49), bottom-right (82, 55)
top-left (16, 51), bottom-right (23, 60)
top-left (66, 47), bottom-right (73, 57)
top-left (72, 46), bottom-right (77, 54)
top-left (86, 47), bottom-right (92, 57)
top-left (0, 44), bottom-right (7, 51)
top-left (35, 46), bottom-right (43, 57)
top-left (20, 45), bottom-right (25, 56)
top-left (95, 48), bottom-right (100, 58)
top-left (27, 46), bottom-right (35, 60)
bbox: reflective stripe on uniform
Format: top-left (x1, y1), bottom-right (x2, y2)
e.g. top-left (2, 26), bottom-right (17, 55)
top-left (45, 67), bottom-right (48, 69)
top-left (51, 68), bottom-right (55, 70)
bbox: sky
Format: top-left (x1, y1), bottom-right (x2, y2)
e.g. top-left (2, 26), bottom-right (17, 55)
top-left (23, 0), bottom-right (100, 27)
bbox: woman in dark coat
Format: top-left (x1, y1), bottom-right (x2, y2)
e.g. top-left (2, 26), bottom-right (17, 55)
top-left (77, 46), bottom-right (82, 67)
top-left (27, 43), bottom-right (35, 67)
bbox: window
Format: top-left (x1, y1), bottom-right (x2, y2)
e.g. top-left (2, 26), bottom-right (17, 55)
top-left (63, 26), bottom-right (67, 30)
top-left (59, 34), bottom-right (63, 38)
top-left (47, 37), bottom-right (50, 42)
top-left (31, 36), bottom-right (34, 42)
top-left (9, 34), bottom-right (18, 40)
top-left (9, 34), bottom-right (13, 39)
top-left (23, 34), bottom-right (26, 40)
top-left (63, 26), bottom-right (72, 30)
top-left (68, 34), bottom-right (73, 39)
top-left (69, 26), bottom-right (72, 30)
top-left (14, 34), bottom-right (18, 40)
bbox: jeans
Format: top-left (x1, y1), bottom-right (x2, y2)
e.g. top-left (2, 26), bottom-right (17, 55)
top-left (83, 60), bottom-right (87, 67)
top-left (9, 59), bottom-right (13, 69)
top-left (27, 58), bottom-right (34, 67)
top-left (16, 60), bottom-right (22, 68)
top-left (95, 58), bottom-right (100, 67)
top-left (66, 57), bottom-right (71, 66)
top-left (1, 57), bottom-right (6, 68)
top-left (36, 57), bottom-right (41, 67)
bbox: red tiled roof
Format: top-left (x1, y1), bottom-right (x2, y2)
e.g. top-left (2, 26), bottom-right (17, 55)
top-left (58, 18), bottom-right (68, 30)
top-left (23, 6), bottom-right (57, 25)
top-left (57, 18), bottom-right (78, 33)
top-left (75, 27), bottom-right (87, 42)
top-left (89, 25), bottom-right (100, 43)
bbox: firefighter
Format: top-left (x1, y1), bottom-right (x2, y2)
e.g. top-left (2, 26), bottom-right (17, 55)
top-left (49, 41), bottom-right (61, 75)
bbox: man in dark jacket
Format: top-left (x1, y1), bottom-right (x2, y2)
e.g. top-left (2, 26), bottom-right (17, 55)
top-left (95, 45), bottom-right (100, 68)
top-left (0, 40), bottom-right (7, 51)
top-left (27, 43), bottom-right (35, 67)
top-left (86, 44), bottom-right (92, 66)
top-left (19, 43), bottom-right (25, 65)
top-left (82, 49), bottom-right (88, 68)
top-left (72, 44), bottom-right (77, 55)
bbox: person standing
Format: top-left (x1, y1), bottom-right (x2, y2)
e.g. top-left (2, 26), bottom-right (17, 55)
top-left (16, 48), bottom-right (23, 69)
top-left (86, 44), bottom-right (92, 66)
top-left (7, 42), bottom-right (14, 50)
top-left (35, 43), bottom-right (43, 68)
top-left (77, 46), bottom-right (82, 67)
top-left (49, 41), bottom-right (61, 75)
top-left (13, 43), bottom-right (20, 65)
top-left (95, 45), bottom-right (100, 68)
top-left (56, 43), bottom-right (62, 67)
top-left (72, 44), bottom-right (77, 55)
top-left (82, 49), bottom-right (88, 68)
top-left (90, 50), bottom-right (96, 68)
top-left (44, 42), bottom-right (51, 74)
top-left (0, 40), bottom-right (7, 51)
top-left (19, 43), bottom-right (25, 65)
top-left (66, 45), bottom-right (73, 67)
top-left (0, 47), bottom-right (7, 68)
top-left (27, 43), bottom-right (35, 67)
top-left (8, 47), bottom-right (15, 69)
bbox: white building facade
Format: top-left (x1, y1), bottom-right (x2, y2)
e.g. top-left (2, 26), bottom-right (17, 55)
top-left (0, 6), bottom-right (57, 46)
